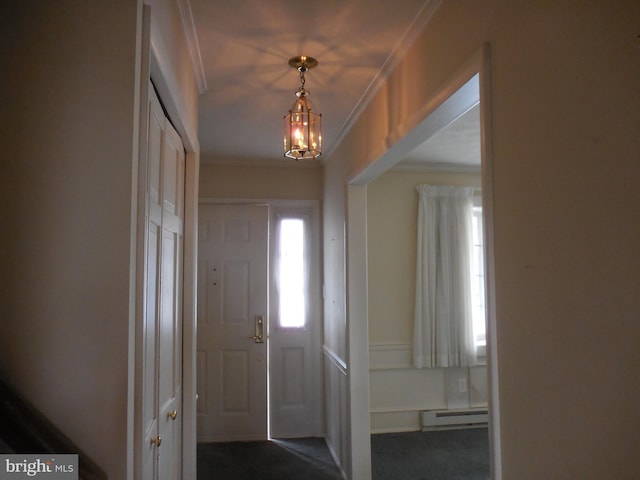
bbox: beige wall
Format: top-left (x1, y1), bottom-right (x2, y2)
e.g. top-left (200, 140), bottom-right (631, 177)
top-left (0, 2), bottom-right (141, 477)
top-left (367, 170), bottom-right (485, 432)
top-left (0, 2), bottom-right (200, 478)
top-left (325, 1), bottom-right (640, 478)
top-left (199, 162), bottom-right (323, 201)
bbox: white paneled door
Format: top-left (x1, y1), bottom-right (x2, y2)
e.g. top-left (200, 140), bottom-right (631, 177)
top-left (197, 205), bottom-right (269, 441)
top-left (142, 85), bottom-right (185, 480)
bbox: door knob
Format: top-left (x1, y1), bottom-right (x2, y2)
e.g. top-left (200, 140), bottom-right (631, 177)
top-left (167, 410), bottom-right (178, 421)
top-left (150, 435), bottom-right (162, 447)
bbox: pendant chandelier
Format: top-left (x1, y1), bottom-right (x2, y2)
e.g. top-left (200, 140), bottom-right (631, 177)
top-left (284, 56), bottom-right (322, 160)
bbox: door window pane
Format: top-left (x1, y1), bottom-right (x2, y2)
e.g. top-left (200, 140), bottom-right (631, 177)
top-left (278, 218), bottom-right (306, 328)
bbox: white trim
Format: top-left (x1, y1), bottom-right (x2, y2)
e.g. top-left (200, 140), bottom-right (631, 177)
top-left (370, 406), bottom-right (446, 414)
top-left (199, 197), bottom-right (319, 208)
top-left (131, 7), bottom-right (151, 479)
top-left (369, 343), bottom-right (411, 350)
top-left (371, 426), bottom-right (418, 435)
top-left (478, 43), bottom-right (502, 480)
top-left (346, 185), bottom-right (372, 479)
top-left (177, 0), bottom-right (207, 94)
top-left (202, 155), bottom-right (323, 169)
top-left (149, 45), bottom-right (200, 152)
top-left (198, 433), bottom-right (266, 443)
top-left (181, 151), bottom-right (200, 480)
top-left (368, 343), bottom-right (488, 370)
top-left (323, 345), bottom-right (348, 374)
top-left (391, 162), bottom-right (481, 175)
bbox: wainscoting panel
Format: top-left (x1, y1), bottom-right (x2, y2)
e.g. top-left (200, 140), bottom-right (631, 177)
top-left (470, 365), bottom-right (488, 406)
top-left (370, 368), bottom-right (447, 413)
top-left (323, 347), bottom-right (349, 479)
top-left (368, 343), bottom-right (488, 433)
top-left (370, 410), bottom-right (422, 433)
top-left (369, 343), bottom-right (412, 370)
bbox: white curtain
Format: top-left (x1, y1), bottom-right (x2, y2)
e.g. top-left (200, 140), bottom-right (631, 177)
top-left (413, 185), bottom-right (475, 368)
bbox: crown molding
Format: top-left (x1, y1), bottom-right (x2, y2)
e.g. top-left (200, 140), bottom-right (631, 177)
top-left (200, 154), bottom-right (323, 169)
top-left (325, 0), bottom-right (442, 162)
top-left (177, 0), bottom-right (207, 94)
top-left (391, 161), bottom-right (481, 175)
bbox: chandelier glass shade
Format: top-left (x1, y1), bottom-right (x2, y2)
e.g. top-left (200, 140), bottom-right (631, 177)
top-left (284, 56), bottom-right (322, 160)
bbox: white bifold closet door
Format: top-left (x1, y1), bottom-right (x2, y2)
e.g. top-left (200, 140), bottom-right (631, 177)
top-left (142, 83), bottom-right (185, 480)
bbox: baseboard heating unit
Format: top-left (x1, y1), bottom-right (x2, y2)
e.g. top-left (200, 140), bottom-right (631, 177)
top-left (421, 408), bottom-right (489, 431)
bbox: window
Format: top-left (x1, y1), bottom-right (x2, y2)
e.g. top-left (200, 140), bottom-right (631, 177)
top-left (470, 201), bottom-right (486, 357)
top-left (276, 216), bottom-right (307, 328)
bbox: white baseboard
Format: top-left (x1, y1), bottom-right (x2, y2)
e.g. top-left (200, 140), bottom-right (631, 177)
top-left (197, 433), bottom-right (266, 443)
top-left (370, 409), bottom-right (422, 434)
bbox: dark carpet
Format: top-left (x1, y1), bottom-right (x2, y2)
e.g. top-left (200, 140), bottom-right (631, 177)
top-left (371, 428), bottom-right (490, 480)
top-left (197, 429), bottom-right (489, 480)
top-left (197, 437), bottom-right (342, 480)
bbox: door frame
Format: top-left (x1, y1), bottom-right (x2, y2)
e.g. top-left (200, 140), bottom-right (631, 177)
top-left (198, 198), bottom-right (324, 439)
top-left (345, 45), bottom-right (501, 479)
top-left (131, 5), bottom-right (200, 479)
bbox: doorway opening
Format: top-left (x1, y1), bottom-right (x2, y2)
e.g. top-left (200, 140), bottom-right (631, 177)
top-left (346, 46), bottom-right (501, 478)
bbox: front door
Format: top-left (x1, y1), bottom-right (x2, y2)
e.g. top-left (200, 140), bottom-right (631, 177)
top-left (197, 204), bottom-right (269, 442)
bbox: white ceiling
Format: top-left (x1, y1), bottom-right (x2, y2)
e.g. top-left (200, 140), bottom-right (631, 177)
top-left (396, 104), bottom-right (481, 172)
top-left (189, 0), bottom-right (479, 169)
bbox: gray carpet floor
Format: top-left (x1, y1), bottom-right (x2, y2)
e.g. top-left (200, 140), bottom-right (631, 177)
top-left (197, 428), bottom-right (489, 480)
top-left (197, 437), bottom-right (342, 480)
top-left (371, 428), bottom-right (489, 480)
